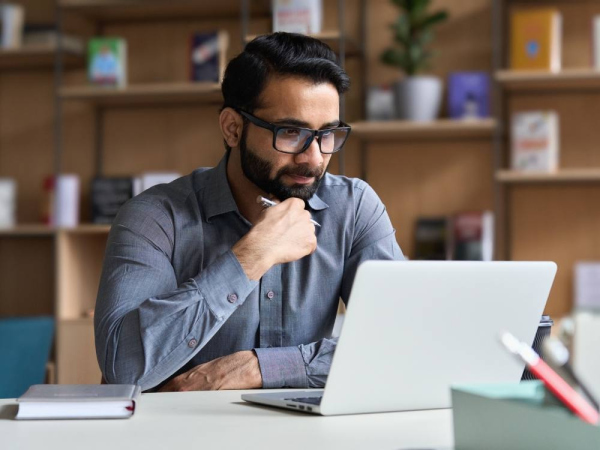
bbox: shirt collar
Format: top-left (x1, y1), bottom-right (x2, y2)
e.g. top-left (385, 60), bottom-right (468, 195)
top-left (204, 155), bottom-right (239, 221)
top-left (203, 154), bottom-right (330, 221)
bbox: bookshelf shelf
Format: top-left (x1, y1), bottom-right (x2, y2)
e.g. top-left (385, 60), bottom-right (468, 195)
top-left (245, 31), bottom-right (361, 55)
top-left (61, 224), bottom-right (112, 234)
top-left (496, 69), bottom-right (600, 91)
top-left (59, 82), bottom-right (223, 106)
top-left (59, 0), bottom-right (271, 22)
top-left (0, 44), bottom-right (83, 69)
top-left (0, 225), bottom-right (55, 237)
top-left (350, 118), bottom-right (497, 141)
top-left (497, 169), bottom-right (600, 184)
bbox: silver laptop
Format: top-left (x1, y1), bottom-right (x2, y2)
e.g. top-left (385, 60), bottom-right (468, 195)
top-left (242, 260), bottom-right (557, 415)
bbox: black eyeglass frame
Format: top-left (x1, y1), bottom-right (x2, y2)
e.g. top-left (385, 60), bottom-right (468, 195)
top-left (237, 109), bottom-right (352, 155)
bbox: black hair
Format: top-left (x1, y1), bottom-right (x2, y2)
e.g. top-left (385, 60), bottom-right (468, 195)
top-left (221, 32), bottom-right (350, 150)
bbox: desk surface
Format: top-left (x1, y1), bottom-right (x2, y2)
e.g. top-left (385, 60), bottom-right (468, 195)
top-left (0, 390), bottom-right (454, 450)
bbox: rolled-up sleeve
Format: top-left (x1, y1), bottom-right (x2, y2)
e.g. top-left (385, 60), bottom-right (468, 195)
top-left (94, 200), bottom-right (258, 391)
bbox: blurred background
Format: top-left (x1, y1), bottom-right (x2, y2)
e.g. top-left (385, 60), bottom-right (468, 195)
top-left (1, 0), bottom-right (600, 396)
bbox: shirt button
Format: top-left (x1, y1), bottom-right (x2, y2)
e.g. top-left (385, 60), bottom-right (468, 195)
top-left (188, 339), bottom-right (197, 348)
top-left (266, 291), bottom-right (275, 299)
top-left (227, 293), bottom-right (238, 303)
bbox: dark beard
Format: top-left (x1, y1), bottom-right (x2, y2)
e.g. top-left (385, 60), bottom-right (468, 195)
top-left (239, 133), bottom-right (325, 201)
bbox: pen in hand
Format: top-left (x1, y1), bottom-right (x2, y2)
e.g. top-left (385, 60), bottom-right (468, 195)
top-left (257, 196), bottom-right (321, 227)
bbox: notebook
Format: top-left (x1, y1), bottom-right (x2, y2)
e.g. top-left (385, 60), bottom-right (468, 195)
top-left (16, 384), bottom-right (141, 420)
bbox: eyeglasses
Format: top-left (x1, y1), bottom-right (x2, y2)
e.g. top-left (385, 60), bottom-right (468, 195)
top-left (237, 109), bottom-right (351, 154)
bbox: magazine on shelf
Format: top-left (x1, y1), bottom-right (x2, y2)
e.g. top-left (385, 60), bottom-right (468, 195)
top-left (0, 178), bottom-right (16, 228)
top-left (88, 37), bottom-right (127, 87)
top-left (511, 111), bottom-right (560, 172)
top-left (272, 0), bottom-right (323, 34)
top-left (510, 8), bottom-right (562, 71)
top-left (447, 72), bottom-right (491, 120)
top-left (0, 3), bottom-right (24, 49)
top-left (189, 30), bottom-right (229, 82)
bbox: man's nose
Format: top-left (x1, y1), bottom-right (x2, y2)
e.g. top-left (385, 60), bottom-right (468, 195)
top-left (294, 136), bottom-right (323, 168)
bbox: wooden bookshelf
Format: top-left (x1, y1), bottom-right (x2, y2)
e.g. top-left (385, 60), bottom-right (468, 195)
top-left (59, 82), bottom-right (223, 105)
top-left (496, 69), bottom-right (600, 91)
top-left (350, 119), bottom-right (497, 141)
top-left (497, 169), bottom-right (600, 184)
top-left (59, 0), bottom-right (271, 22)
top-left (0, 225), bottom-right (55, 237)
top-left (0, 44), bottom-right (83, 70)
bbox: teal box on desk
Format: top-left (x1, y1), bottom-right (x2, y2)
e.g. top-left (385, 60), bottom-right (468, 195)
top-left (452, 381), bottom-right (600, 450)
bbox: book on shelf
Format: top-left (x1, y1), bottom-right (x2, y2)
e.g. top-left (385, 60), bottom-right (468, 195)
top-left (574, 262), bottom-right (600, 311)
top-left (91, 177), bottom-right (134, 224)
top-left (42, 175), bottom-right (80, 228)
top-left (16, 384), bottom-right (141, 420)
top-left (189, 30), bottom-right (229, 83)
top-left (0, 3), bottom-right (24, 49)
top-left (133, 172), bottom-right (181, 197)
top-left (414, 217), bottom-right (450, 260)
top-left (447, 72), bottom-right (491, 120)
top-left (593, 16), bottom-right (600, 70)
top-left (511, 111), bottom-right (559, 172)
top-left (88, 37), bottom-right (127, 87)
top-left (272, 0), bottom-right (323, 34)
top-left (23, 26), bottom-right (84, 54)
top-left (450, 211), bottom-right (494, 262)
top-left (510, 8), bottom-right (562, 71)
top-left (0, 177), bottom-right (16, 228)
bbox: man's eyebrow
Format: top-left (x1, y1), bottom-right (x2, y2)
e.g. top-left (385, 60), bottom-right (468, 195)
top-left (273, 117), bottom-right (341, 129)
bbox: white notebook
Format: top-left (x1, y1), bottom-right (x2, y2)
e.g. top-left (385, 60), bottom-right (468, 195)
top-left (16, 384), bottom-right (141, 420)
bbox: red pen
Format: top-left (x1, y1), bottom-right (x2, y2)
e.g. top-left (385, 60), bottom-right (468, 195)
top-left (500, 332), bottom-right (599, 425)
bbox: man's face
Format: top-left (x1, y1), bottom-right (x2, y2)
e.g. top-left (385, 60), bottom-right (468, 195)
top-left (238, 76), bottom-right (340, 201)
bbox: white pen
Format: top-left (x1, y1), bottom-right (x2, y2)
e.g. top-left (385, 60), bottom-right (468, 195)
top-left (257, 196), bottom-right (321, 227)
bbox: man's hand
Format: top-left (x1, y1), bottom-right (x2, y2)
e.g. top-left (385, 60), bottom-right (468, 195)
top-left (159, 350), bottom-right (262, 392)
top-left (233, 198), bottom-right (317, 280)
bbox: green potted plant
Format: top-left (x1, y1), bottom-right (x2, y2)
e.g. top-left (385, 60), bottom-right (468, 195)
top-left (381, 0), bottom-right (449, 121)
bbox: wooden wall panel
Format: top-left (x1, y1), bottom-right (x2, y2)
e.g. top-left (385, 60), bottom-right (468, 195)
top-left (510, 185), bottom-right (600, 318)
top-left (367, 139), bottom-right (494, 258)
top-left (0, 237), bottom-right (54, 317)
top-left (0, 72), bottom-right (55, 223)
top-left (57, 320), bottom-right (102, 384)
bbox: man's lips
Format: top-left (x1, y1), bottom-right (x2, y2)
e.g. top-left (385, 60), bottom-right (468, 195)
top-left (286, 174), bottom-right (316, 184)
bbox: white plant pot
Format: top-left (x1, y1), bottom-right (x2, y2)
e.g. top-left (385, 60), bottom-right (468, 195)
top-left (393, 76), bottom-right (443, 122)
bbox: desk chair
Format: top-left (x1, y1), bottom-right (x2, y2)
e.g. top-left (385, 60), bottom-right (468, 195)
top-left (0, 316), bottom-right (54, 398)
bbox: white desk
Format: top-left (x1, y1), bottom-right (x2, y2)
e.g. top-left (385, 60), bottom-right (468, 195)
top-left (0, 390), bottom-right (454, 450)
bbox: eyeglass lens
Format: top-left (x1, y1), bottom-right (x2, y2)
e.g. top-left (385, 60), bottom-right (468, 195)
top-left (275, 127), bottom-right (348, 153)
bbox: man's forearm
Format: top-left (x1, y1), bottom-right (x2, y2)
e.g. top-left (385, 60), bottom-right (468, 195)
top-left (96, 249), bottom-right (258, 391)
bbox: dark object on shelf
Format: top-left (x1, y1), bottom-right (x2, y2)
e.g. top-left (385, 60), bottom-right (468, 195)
top-left (522, 315), bottom-right (554, 381)
top-left (91, 177), bottom-right (133, 224)
top-left (414, 217), bottom-right (449, 260)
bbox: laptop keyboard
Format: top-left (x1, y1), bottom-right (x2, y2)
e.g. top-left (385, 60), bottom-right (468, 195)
top-left (285, 396), bottom-right (323, 405)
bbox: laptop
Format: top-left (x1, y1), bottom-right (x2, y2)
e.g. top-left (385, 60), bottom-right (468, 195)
top-left (242, 260), bottom-right (557, 415)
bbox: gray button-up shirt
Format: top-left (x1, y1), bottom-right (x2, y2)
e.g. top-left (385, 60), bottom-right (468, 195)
top-left (95, 154), bottom-right (403, 391)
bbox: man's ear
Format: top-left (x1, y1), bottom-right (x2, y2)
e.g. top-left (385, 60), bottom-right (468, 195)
top-left (219, 107), bottom-right (244, 149)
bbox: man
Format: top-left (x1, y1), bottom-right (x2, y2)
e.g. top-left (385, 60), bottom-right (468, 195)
top-left (95, 32), bottom-right (403, 392)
